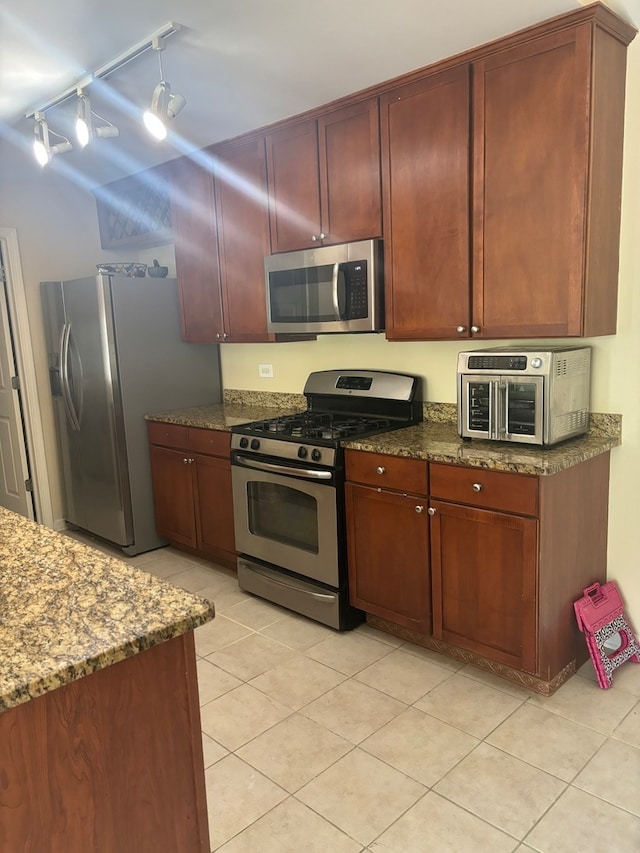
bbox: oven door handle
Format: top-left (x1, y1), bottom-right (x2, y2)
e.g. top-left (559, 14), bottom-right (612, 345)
top-left (233, 454), bottom-right (333, 480)
top-left (243, 563), bottom-right (336, 602)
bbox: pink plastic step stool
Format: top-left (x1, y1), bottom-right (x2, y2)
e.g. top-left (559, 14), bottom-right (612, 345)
top-left (574, 581), bottom-right (640, 689)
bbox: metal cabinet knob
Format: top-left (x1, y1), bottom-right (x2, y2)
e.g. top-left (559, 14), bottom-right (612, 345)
top-left (472, 483), bottom-right (483, 492)
top-left (427, 507), bottom-right (436, 516)
top-left (319, 232), bottom-right (326, 240)
top-left (415, 505), bottom-right (424, 513)
top-left (376, 466), bottom-right (386, 475)
top-left (311, 234), bottom-right (318, 242)
top-left (456, 325), bottom-right (466, 333)
top-left (471, 325), bottom-right (480, 334)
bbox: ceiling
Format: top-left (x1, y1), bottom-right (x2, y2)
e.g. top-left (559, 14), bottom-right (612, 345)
top-left (0, 0), bottom-right (638, 186)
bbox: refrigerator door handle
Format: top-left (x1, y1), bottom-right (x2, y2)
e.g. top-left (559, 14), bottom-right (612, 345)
top-left (60, 323), bottom-right (81, 431)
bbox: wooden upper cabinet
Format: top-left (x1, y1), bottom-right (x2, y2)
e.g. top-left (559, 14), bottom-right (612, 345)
top-left (266, 98), bottom-right (382, 252)
top-left (381, 66), bottom-right (471, 341)
top-left (472, 20), bottom-right (630, 338)
top-left (318, 101), bottom-right (382, 245)
top-left (171, 156), bottom-right (223, 343)
top-left (213, 137), bottom-right (277, 342)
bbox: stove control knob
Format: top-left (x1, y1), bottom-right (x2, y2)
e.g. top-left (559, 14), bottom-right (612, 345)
top-left (311, 449), bottom-right (322, 462)
top-left (298, 446), bottom-right (308, 459)
top-left (250, 438), bottom-right (260, 451)
top-left (239, 437), bottom-right (249, 449)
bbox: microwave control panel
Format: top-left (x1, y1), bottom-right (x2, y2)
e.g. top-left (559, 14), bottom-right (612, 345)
top-left (345, 261), bottom-right (368, 319)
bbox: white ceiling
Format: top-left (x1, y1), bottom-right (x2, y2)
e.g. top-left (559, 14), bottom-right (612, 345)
top-left (0, 0), bottom-right (638, 186)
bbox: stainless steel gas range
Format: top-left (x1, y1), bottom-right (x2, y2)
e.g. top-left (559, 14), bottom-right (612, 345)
top-left (230, 370), bottom-right (423, 630)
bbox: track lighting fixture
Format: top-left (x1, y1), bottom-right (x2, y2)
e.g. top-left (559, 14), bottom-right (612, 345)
top-left (75, 90), bottom-right (119, 148)
top-left (33, 112), bottom-right (72, 166)
top-left (26, 22), bottom-right (182, 167)
top-left (143, 36), bottom-right (186, 141)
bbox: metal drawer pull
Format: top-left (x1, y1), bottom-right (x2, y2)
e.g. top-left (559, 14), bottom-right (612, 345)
top-left (472, 483), bottom-right (483, 492)
top-left (415, 505), bottom-right (424, 513)
top-left (376, 466), bottom-right (386, 475)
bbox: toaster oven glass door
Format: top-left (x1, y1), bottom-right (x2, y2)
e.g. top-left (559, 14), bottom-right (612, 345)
top-left (460, 374), bottom-right (544, 443)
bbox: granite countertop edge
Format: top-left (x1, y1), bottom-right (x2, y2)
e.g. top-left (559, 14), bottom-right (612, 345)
top-left (145, 395), bottom-right (621, 476)
top-left (0, 509), bottom-right (215, 714)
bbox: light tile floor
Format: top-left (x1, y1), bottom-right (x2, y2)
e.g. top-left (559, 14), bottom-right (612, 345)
top-left (76, 534), bottom-right (640, 852)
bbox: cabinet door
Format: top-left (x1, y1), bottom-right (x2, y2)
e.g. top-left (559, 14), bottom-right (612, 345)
top-left (214, 137), bottom-right (276, 342)
top-left (381, 65), bottom-right (470, 340)
top-left (172, 156), bottom-right (224, 342)
top-left (430, 499), bottom-right (537, 673)
top-left (266, 119), bottom-right (321, 252)
top-left (149, 445), bottom-right (197, 548)
top-left (472, 26), bottom-right (591, 338)
top-left (193, 453), bottom-right (236, 563)
top-left (346, 483), bottom-right (431, 633)
top-left (318, 99), bottom-right (382, 245)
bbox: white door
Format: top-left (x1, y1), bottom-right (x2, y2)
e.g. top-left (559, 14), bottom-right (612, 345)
top-left (0, 244), bottom-right (34, 518)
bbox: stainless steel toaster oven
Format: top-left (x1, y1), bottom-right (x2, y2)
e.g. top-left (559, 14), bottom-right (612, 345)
top-left (457, 346), bottom-right (591, 446)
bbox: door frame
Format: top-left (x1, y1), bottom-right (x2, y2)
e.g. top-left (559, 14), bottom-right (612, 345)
top-left (0, 227), bottom-right (54, 527)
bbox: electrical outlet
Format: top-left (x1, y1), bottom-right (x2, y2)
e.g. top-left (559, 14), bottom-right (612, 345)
top-left (258, 363), bottom-right (274, 378)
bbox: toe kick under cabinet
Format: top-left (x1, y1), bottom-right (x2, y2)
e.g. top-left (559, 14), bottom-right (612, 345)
top-left (346, 449), bottom-right (612, 694)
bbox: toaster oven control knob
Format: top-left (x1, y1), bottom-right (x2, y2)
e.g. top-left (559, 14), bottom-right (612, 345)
top-left (311, 449), bottom-right (322, 462)
top-left (250, 438), bottom-right (260, 450)
top-left (239, 437), bottom-right (249, 449)
top-left (531, 357), bottom-right (543, 369)
top-left (298, 446), bottom-right (308, 459)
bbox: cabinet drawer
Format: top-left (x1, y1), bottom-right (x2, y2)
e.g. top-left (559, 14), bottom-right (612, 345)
top-left (429, 462), bottom-right (538, 516)
top-left (147, 421), bottom-right (189, 450)
top-left (188, 427), bottom-right (230, 457)
top-left (345, 450), bottom-right (428, 495)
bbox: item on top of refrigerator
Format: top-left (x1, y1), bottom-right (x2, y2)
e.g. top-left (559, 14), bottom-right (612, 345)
top-left (147, 259), bottom-right (169, 278)
top-left (96, 262), bottom-right (147, 277)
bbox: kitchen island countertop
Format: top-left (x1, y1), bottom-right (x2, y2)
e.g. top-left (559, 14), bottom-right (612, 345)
top-left (0, 508), bottom-right (214, 713)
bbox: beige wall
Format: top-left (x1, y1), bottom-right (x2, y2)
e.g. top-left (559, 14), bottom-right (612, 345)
top-left (1, 39), bottom-right (638, 624)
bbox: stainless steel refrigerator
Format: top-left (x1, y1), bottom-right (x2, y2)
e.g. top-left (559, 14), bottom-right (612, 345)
top-left (41, 274), bottom-right (222, 555)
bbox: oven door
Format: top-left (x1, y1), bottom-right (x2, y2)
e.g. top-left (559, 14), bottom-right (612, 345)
top-left (231, 451), bottom-right (339, 587)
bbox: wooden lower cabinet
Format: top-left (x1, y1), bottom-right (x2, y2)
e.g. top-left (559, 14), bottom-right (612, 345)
top-left (429, 498), bottom-right (538, 673)
top-left (147, 421), bottom-right (236, 569)
top-left (345, 451), bottom-right (431, 633)
top-left (348, 449), bottom-right (612, 694)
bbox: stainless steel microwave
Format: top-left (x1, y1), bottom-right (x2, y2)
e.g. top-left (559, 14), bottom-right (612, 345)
top-left (265, 239), bottom-right (384, 334)
top-left (457, 346), bottom-right (591, 446)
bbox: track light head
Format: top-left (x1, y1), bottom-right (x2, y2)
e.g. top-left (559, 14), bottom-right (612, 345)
top-left (76, 92), bottom-right (91, 147)
top-left (33, 112), bottom-right (72, 166)
top-left (33, 113), bottom-right (50, 166)
top-left (143, 36), bottom-right (186, 140)
top-left (75, 90), bottom-right (119, 148)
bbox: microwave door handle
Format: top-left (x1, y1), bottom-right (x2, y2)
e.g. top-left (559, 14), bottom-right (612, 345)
top-left (331, 262), bottom-right (341, 320)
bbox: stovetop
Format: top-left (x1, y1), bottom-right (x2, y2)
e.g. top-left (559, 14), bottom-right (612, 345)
top-left (233, 411), bottom-right (396, 443)
top-left (230, 370), bottom-right (423, 465)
